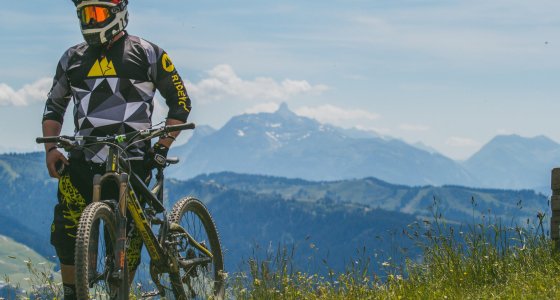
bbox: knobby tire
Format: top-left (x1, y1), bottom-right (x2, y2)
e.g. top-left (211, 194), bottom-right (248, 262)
top-left (168, 197), bottom-right (225, 299)
top-left (75, 202), bottom-right (129, 299)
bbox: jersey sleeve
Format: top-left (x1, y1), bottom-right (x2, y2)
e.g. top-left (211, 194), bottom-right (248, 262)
top-left (144, 42), bottom-right (191, 122)
top-left (42, 50), bottom-right (73, 124)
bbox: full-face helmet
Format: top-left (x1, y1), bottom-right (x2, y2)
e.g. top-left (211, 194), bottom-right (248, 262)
top-left (72, 0), bottom-right (129, 46)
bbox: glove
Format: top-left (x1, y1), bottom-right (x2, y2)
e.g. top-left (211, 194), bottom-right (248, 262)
top-left (145, 143), bottom-right (169, 169)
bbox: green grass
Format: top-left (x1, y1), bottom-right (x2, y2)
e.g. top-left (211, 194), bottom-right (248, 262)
top-left (6, 201), bottom-right (560, 299)
top-left (0, 235), bottom-right (61, 298)
top-left (229, 201), bottom-right (560, 299)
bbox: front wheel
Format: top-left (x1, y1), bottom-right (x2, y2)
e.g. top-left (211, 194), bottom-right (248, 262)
top-left (168, 197), bottom-right (225, 299)
top-left (75, 202), bottom-right (128, 299)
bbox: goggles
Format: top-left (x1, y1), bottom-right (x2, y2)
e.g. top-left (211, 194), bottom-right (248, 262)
top-left (79, 5), bottom-right (112, 25)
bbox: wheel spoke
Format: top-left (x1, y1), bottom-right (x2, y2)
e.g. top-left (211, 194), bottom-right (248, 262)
top-left (75, 202), bottom-right (127, 300)
top-left (167, 197), bottom-right (225, 299)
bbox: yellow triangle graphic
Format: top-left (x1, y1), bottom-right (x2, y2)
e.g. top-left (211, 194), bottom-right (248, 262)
top-left (87, 57), bottom-right (117, 77)
top-left (87, 59), bottom-right (103, 77)
top-left (101, 57), bottom-right (117, 76)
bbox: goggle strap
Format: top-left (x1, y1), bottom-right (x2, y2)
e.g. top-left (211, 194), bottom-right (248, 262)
top-left (74, 0), bottom-right (128, 5)
top-left (112, 1), bottom-right (127, 14)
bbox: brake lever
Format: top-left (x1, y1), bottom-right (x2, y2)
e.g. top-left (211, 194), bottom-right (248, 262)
top-left (57, 137), bottom-right (80, 152)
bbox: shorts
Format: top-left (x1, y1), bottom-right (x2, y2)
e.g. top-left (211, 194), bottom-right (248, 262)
top-left (50, 157), bottom-right (149, 269)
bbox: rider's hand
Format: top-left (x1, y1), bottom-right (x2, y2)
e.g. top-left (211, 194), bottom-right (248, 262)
top-left (145, 143), bottom-right (169, 170)
top-left (46, 148), bottom-right (69, 179)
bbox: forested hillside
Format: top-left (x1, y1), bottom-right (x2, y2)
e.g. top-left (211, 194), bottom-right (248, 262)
top-left (0, 152), bottom-right (549, 274)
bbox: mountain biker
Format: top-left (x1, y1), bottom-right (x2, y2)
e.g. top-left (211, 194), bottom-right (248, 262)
top-left (41, 1), bottom-right (191, 299)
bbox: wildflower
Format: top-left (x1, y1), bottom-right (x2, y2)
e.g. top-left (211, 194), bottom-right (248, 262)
top-left (382, 262), bottom-right (390, 267)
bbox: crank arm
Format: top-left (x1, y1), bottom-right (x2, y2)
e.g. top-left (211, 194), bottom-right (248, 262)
top-left (177, 256), bottom-right (213, 269)
top-left (169, 222), bottom-right (213, 259)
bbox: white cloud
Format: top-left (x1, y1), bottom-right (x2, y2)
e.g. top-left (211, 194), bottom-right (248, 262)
top-left (244, 102), bottom-right (280, 114)
top-left (0, 78), bottom-right (52, 106)
top-left (399, 123), bottom-right (430, 132)
top-left (188, 64), bottom-right (328, 102)
top-left (295, 104), bottom-right (379, 128)
top-left (496, 129), bottom-right (511, 135)
top-left (445, 136), bottom-right (481, 147)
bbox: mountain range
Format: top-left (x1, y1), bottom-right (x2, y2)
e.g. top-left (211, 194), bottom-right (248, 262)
top-left (0, 151), bottom-right (548, 275)
top-left (464, 134), bottom-right (560, 191)
top-left (169, 103), bottom-right (558, 191)
top-left (0, 103), bottom-right (557, 281)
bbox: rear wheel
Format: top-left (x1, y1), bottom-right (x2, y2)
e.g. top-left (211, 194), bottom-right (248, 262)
top-left (168, 197), bottom-right (225, 299)
top-left (75, 202), bottom-right (128, 299)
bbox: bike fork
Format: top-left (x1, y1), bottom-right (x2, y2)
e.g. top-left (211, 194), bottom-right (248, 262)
top-left (93, 172), bottom-right (130, 297)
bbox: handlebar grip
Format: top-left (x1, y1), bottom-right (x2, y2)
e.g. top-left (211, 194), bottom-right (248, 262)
top-left (36, 136), bottom-right (59, 144)
top-left (166, 122), bottom-right (196, 132)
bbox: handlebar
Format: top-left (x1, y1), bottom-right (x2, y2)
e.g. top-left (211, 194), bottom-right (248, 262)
top-left (36, 122), bottom-right (196, 145)
top-left (166, 122), bottom-right (195, 132)
top-left (36, 136), bottom-right (64, 144)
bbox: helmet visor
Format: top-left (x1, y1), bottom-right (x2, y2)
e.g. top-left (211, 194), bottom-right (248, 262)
top-left (80, 6), bottom-right (111, 26)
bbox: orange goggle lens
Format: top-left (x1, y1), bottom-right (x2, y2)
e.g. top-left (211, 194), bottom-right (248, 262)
top-left (80, 6), bottom-right (111, 25)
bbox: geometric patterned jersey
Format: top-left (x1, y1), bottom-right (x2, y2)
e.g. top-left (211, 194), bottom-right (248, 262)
top-left (43, 32), bottom-right (191, 163)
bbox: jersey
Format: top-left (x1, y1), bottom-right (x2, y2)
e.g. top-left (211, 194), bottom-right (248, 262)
top-left (43, 32), bottom-right (191, 162)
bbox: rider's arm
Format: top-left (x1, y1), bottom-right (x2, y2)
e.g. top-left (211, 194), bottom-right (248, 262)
top-left (42, 120), bottom-right (69, 179)
top-left (147, 43), bottom-right (192, 148)
top-left (42, 120), bottom-right (62, 152)
top-left (42, 50), bottom-right (73, 178)
top-left (157, 118), bottom-right (183, 148)
top-left (43, 49), bottom-right (73, 125)
top-left (152, 50), bottom-right (191, 124)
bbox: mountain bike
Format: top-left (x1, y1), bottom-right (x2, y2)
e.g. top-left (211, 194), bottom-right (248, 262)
top-left (37, 123), bottom-right (225, 299)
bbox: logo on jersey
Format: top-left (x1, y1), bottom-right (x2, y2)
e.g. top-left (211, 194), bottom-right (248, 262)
top-left (162, 53), bottom-right (175, 73)
top-left (88, 57), bottom-right (117, 77)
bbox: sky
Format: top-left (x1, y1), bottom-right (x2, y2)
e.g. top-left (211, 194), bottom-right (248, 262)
top-left (1, 0), bottom-right (559, 159)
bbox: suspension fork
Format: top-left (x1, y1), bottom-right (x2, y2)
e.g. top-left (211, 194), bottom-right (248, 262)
top-left (92, 171), bottom-right (130, 279)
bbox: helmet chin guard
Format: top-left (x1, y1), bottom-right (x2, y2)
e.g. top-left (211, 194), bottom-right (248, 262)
top-left (74, 0), bottom-right (129, 46)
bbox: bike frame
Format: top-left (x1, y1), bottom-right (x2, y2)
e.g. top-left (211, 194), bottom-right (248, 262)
top-left (90, 145), bottom-right (213, 280)
top-left (36, 122), bottom-right (219, 296)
